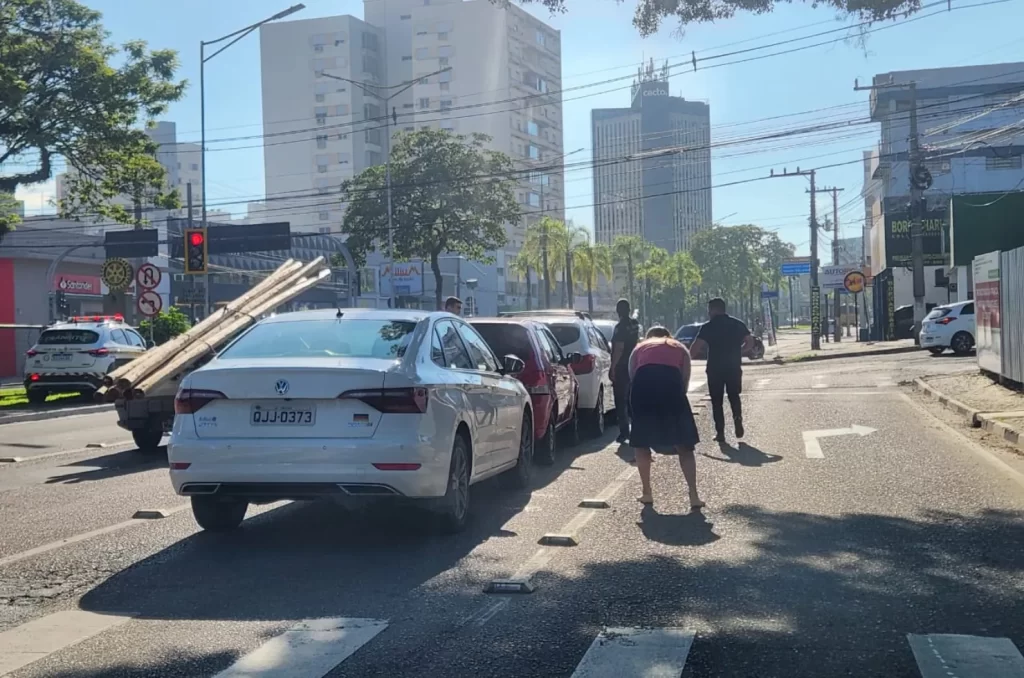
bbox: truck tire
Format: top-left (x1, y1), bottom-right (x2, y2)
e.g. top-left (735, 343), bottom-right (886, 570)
top-left (132, 428), bottom-right (164, 454)
top-left (191, 496), bottom-right (247, 532)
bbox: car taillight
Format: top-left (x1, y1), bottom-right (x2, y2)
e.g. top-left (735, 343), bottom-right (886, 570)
top-left (87, 348), bottom-right (109, 357)
top-left (340, 387), bottom-right (429, 413)
top-left (29, 373), bottom-right (40, 382)
top-left (571, 354), bottom-right (596, 375)
top-left (25, 349), bottom-right (38, 357)
top-left (174, 389), bottom-right (227, 414)
top-left (936, 317), bottom-right (954, 325)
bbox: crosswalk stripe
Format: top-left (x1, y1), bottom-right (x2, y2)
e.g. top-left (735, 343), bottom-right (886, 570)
top-left (811, 375), bottom-right (828, 389)
top-left (755, 378), bottom-right (771, 390)
top-left (0, 610), bottom-right (133, 676)
top-left (908, 633), bottom-right (1024, 678)
top-left (570, 627), bottom-right (695, 677)
top-left (213, 618), bottom-right (387, 678)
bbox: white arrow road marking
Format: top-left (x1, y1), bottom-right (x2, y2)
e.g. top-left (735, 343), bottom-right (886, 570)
top-left (802, 425), bottom-right (877, 458)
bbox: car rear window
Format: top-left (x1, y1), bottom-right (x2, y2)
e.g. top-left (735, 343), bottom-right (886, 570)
top-left (546, 323), bottom-right (581, 347)
top-left (677, 325), bottom-right (700, 339)
top-left (219, 319), bottom-right (418, 359)
top-left (470, 323), bottom-right (533, 361)
top-left (925, 308), bottom-right (953, 320)
top-left (38, 329), bottom-right (99, 345)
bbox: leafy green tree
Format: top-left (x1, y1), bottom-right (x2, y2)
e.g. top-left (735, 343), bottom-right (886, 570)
top-left (508, 248), bottom-right (540, 311)
top-left (0, 192), bottom-right (21, 243)
top-left (0, 0), bottom-right (185, 196)
top-left (522, 216), bottom-right (567, 308)
top-left (655, 250), bottom-right (702, 327)
top-left (340, 129), bottom-right (519, 310)
top-left (137, 306), bottom-right (190, 346)
top-left (572, 237), bottom-right (613, 314)
top-left (501, 0), bottom-right (915, 36)
top-left (611, 235), bottom-right (649, 305)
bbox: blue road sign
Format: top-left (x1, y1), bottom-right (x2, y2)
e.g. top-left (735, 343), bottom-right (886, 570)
top-left (761, 290), bottom-right (780, 299)
top-left (780, 262), bottom-right (811, 276)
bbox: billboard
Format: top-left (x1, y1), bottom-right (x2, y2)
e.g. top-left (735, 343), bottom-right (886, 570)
top-left (55, 274), bottom-right (102, 296)
top-left (883, 207), bottom-right (950, 268)
top-left (820, 265), bottom-right (858, 292)
top-left (973, 251), bottom-right (1002, 375)
top-left (379, 262), bottom-right (424, 297)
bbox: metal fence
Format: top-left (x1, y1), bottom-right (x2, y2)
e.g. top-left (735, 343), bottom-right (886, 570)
top-left (1000, 245), bottom-right (1024, 386)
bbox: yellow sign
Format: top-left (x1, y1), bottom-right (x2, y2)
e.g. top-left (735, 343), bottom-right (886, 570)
top-left (102, 258), bottom-right (134, 292)
top-left (843, 270), bottom-right (866, 294)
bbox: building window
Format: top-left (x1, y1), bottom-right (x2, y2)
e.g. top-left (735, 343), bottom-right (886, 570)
top-left (190, 163), bottom-right (199, 171)
top-left (317, 165), bottom-right (327, 173)
top-left (336, 133), bottom-right (348, 140)
top-left (439, 70), bottom-right (452, 83)
top-left (403, 103), bottom-right (414, 109)
top-left (315, 93), bottom-right (325, 103)
top-left (440, 99), bottom-right (452, 111)
top-left (366, 128), bottom-right (382, 145)
top-left (338, 152), bottom-right (351, 164)
top-left (527, 120), bottom-right (539, 136)
top-left (440, 82), bottom-right (450, 92)
top-left (362, 32), bottom-right (379, 51)
top-left (438, 45), bottom-right (454, 58)
top-left (317, 187), bottom-right (330, 195)
top-left (436, 20), bottom-right (453, 32)
top-left (527, 144), bottom-right (540, 160)
top-left (335, 39), bottom-right (345, 46)
top-left (319, 227), bottom-right (331, 234)
top-left (419, 97), bottom-right (430, 109)
top-left (438, 32), bottom-right (448, 40)
top-left (986, 154), bottom-right (1022, 170)
top-left (362, 55), bottom-right (379, 76)
top-left (316, 115), bottom-right (327, 124)
top-left (319, 212), bottom-right (330, 221)
top-left (527, 192), bottom-right (541, 207)
top-left (400, 14), bottom-right (411, 19)
top-left (415, 47), bottom-right (429, 60)
top-left (367, 150), bottom-right (383, 165)
top-left (404, 126), bottom-right (415, 132)
top-left (441, 121), bottom-right (455, 131)
top-left (314, 44), bottom-right (324, 52)
top-left (535, 30), bottom-right (546, 47)
top-left (316, 135), bottom-right (328, 149)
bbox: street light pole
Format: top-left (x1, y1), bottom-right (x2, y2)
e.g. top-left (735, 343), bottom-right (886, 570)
top-left (322, 67), bottom-right (450, 306)
top-left (199, 4), bottom-right (304, 317)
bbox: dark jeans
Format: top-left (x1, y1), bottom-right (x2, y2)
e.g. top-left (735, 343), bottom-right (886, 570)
top-left (613, 371), bottom-right (631, 436)
top-left (708, 368), bottom-right (743, 435)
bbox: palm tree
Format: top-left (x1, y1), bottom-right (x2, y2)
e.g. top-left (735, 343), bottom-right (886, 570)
top-left (660, 250), bottom-right (702, 326)
top-left (612, 235), bottom-right (649, 307)
top-left (572, 236), bottom-right (613, 314)
top-left (560, 221), bottom-right (589, 308)
top-left (524, 216), bottom-right (566, 308)
top-left (508, 249), bottom-right (539, 311)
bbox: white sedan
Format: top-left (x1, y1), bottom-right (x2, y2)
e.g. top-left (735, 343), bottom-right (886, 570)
top-left (168, 309), bottom-right (535, 533)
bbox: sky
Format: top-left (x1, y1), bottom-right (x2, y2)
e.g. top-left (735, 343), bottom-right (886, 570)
top-left (14, 0), bottom-right (1024, 257)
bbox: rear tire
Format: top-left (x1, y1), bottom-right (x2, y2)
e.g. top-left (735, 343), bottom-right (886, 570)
top-left (560, 401), bottom-right (580, 449)
top-left (132, 428), bottom-right (164, 454)
top-left (505, 411), bottom-right (534, 490)
top-left (584, 387), bottom-right (606, 439)
top-left (536, 414), bottom-right (557, 466)
top-left (437, 433), bottom-right (471, 533)
top-left (191, 496), bottom-right (247, 532)
top-left (951, 331), bottom-right (974, 356)
top-left (27, 390), bottom-right (47, 406)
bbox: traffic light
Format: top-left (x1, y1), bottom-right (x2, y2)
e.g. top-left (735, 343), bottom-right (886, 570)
top-left (184, 228), bottom-right (208, 274)
top-left (55, 291), bottom-right (68, 317)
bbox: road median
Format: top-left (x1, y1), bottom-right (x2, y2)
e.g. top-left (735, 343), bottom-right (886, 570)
top-left (0, 402), bottom-right (113, 426)
top-left (776, 341), bottom-right (919, 364)
top-left (912, 372), bottom-right (1024, 456)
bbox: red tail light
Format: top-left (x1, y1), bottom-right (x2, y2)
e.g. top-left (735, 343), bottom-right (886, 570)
top-left (29, 373), bottom-right (40, 382)
top-left (87, 348), bottom-right (109, 357)
top-left (340, 387), bottom-right (429, 413)
top-left (571, 354), bottom-right (596, 375)
top-left (936, 317), bottom-right (954, 325)
top-left (372, 463), bottom-right (422, 471)
top-left (174, 389), bottom-right (227, 414)
top-left (25, 349), bottom-right (38, 357)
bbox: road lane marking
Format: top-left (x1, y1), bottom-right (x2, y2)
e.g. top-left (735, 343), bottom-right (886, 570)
top-left (908, 634), bottom-right (1024, 678)
top-left (213, 618), bottom-right (388, 678)
top-left (755, 378), bottom-right (772, 390)
top-left (579, 467), bottom-right (637, 510)
top-left (0, 439), bottom-right (135, 464)
top-left (570, 627), bottom-right (695, 677)
top-left (0, 503), bottom-right (192, 568)
top-left (801, 425), bottom-right (876, 459)
top-left (811, 375), bottom-right (828, 389)
top-left (0, 610), bottom-right (133, 676)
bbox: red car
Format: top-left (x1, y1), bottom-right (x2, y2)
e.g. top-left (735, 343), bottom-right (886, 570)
top-left (469, 318), bottom-right (581, 465)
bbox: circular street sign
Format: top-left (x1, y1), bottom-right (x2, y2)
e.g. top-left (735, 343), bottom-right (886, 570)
top-left (136, 263), bottom-right (162, 290)
top-left (136, 289), bottom-right (163, 317)
top-left (844, 270), bottom-right (866, 294)
top-left (102, 258), bottom-right (134, 292)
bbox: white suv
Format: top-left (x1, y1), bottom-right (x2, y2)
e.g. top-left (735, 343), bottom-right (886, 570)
top-left (503, 311), bottom-right (614, 437)
top-left (24, 315), bottom-right (148, 404)
top-left (920, 301), bottom-right (976, 356)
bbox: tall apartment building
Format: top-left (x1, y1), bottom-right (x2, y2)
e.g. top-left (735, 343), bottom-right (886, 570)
top-left (591, 64), bottom-right (711, 254)
top-left (865, 61), bottom-right (1024, 304)
top-left (55, 120), bottom-right (203, 234)
top-left (259, 0), bottom-right (564, 311)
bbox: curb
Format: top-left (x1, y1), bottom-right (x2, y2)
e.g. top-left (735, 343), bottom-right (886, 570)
top-left (976, 414), bottom-right (1024, 453)
top-left (780, 345), bottom-right (919, 364)
top-left (0, 403), bottom-right (113, 426)
top-left (912, 378), bottom-right (984, 426)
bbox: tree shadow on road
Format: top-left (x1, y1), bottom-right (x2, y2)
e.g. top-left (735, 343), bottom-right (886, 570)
top-left (702, 442), bottom-right (783, 467)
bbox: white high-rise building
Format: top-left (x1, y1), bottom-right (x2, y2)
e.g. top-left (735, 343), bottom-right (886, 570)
top-left (259, 0), bottom-right (564, 311)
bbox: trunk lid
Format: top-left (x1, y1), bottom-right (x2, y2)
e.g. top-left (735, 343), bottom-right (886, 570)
top-left (185, 358), bottom-right (400, 440)
top-left (28, 329), bottom-right (103, 371)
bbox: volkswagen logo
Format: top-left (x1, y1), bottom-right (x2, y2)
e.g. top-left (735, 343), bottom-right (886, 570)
top-left (274, 379), bottom-right (290, 396)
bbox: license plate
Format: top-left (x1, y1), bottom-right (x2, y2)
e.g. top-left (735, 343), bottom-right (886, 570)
top-left (251, 405), bottom-right (316, 426)
top-left (49, 353), bottom-right (72, 362)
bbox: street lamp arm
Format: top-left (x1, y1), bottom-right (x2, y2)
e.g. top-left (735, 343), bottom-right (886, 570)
top-left (202, 4), bottom-right (305, 49)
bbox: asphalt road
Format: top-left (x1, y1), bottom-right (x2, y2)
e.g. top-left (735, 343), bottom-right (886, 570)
top-left (1, 350), bottom-right (1022, 677)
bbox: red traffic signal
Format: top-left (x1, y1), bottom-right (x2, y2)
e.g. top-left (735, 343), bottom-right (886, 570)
top-left (184, 228), bottom-right (208, 274)
top-left (189, 232), bottom-right (205, 247)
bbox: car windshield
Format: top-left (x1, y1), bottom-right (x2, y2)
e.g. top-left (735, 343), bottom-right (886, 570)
top-left (546, 323), bottom-right (581, 347)
top-left (926, 308), bottom-right (953, 320)
top-left (471, 323), bottom-right (533, 361)
top-left (37, 329), bottom-right (99, 345)
top-left (218, 319), bottom-right (418, 359)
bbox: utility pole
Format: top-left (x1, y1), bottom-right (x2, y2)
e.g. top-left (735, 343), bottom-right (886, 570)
top-left (770, 167), bottom-right (820, 350)
top-left (855, 78), bottom-right (927, 342)
top-left (810, 186), bottom-right (844, 342)
top-left (186, 183), bottom-right (196, 324)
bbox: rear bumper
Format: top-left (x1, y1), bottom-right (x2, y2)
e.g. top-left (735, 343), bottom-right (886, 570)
top-left (168, 436), bottom-right (454, 499)
top-left (24, 372), bottom-right (103, 392)
top-left (919, 332), bottom-right (947, 347)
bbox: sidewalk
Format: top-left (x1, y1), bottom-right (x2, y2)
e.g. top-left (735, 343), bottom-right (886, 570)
top-left (914, 371), bottom-right (1024, 455)
top-left (770, 329), bottom-right (917, 363)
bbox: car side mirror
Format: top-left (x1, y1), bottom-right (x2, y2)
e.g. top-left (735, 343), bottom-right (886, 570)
top-left (503, 354), bottom-right (525, 375)
top-left (562, 352), bottom-right (583, 365)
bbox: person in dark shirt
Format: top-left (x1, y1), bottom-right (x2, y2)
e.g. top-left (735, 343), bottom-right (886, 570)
top-left (609, 299), bottom-right (640, 444)
top-left (690, 298), bottom-right (754, 442)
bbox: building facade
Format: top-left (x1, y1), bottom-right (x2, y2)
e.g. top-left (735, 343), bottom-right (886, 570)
top-left (259, 0), bottom-right (565, 311)
top-left (865, 62), bottom-right (1024, 303)
top-left (591, 64), bottom-right (711, 253)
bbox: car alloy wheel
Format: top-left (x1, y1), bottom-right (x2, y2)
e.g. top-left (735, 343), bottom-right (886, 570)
top-left (506, 411), bottom-right (535, 489)
top-left (439, 435), bottom-right (470, 533)
top-left (951, 332), bottom-right (973, 356)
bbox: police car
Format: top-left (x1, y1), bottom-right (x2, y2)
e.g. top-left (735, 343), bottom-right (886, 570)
top-left (23, 315), bottom-right (149, 404)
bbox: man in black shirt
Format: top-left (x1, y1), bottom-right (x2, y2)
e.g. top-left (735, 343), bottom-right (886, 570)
top-left (690, 298), bottom-right (754, 443)
top-left (609, 299), bottom-right (640, 444)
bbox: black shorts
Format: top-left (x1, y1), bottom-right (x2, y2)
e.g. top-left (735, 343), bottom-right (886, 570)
top-left (628, 364), bottom-right (700, 452)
